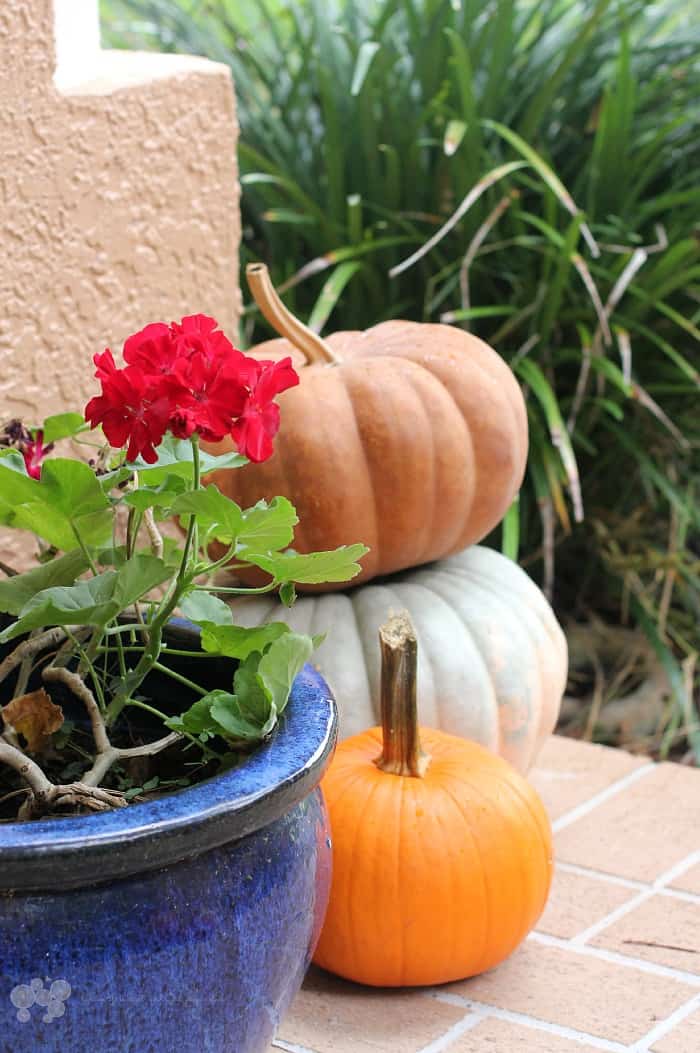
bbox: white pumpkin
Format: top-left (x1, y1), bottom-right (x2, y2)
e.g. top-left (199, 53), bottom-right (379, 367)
top-left (230, 546), bottom-right (567, 773)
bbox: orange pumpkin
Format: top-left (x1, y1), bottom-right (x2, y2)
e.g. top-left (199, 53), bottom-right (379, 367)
top-left (206, 264), bottom-right (527, 588)
top-left (313, 613), bottom-right (553, 987)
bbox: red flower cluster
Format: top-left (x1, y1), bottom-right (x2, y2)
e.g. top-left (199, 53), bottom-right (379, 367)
top-left (84, 315), bottom-right (298, 463)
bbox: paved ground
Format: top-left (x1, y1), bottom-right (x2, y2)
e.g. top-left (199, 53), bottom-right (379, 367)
top-left (270, 735), bottom-right (700, 1053)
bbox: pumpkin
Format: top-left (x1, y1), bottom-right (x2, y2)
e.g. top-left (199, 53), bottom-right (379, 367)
top-left (228, 545), bottom-right (567, 773)
top-left (206, 263), bottom-right (527, 588)
top-left (314, 613), bottom-right (553, 987)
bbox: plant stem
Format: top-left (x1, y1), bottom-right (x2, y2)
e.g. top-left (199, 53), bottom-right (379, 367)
top-left (71, 524), bottom-right (99, 575)
top-left (374, 613), bottom-right (430, 778)
top-left (152, 662), bottom-right (209, 697)
top-left (104, 436), bottom-right (202, 726)
top-left (194, 582), bottom-right (279, 595)
top-left (246, 262), bottom-right (341, 365)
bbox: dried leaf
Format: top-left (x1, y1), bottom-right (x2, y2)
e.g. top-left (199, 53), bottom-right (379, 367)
top-left (2, 688), bottom-right (64, 753)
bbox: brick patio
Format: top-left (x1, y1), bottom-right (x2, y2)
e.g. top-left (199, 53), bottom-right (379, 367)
top-left (270, 736), bottom-right (700, 1053)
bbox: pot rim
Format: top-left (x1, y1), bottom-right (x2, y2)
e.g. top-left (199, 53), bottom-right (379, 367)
top-left (0, 662), bottom-right (336, 893)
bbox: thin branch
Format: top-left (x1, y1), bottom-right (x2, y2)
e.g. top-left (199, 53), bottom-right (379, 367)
top-left (42, 666), bottom-right (111, 754)
top-left (0, 628), bottom-right (67, 686)
top-left (143, 508), bottom-right (164, 560)
top-left (0, 741), bottom-right (53, 797)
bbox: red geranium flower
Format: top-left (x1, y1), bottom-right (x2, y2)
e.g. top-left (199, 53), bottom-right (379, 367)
top-left (122, 322), bottom-right (176, 376)
top-left (84, 316), bottom-right (299, 464)
top-left (85, 350), bottom-right (171, 463)
top-left (230, 357), bottom-right (299, 462)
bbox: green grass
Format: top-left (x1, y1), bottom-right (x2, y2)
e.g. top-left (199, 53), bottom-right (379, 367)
top-left (102, 0), bottom-right (700, 757)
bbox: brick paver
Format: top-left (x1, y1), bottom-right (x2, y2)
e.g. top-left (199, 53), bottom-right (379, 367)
top-left (273, 736), bottom-right (700, 1053)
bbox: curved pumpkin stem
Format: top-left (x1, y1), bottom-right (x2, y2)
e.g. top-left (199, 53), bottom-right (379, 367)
top-left (374, 613), bottom-right (430, 778)
top-left (246, 263), bottom-right (341, 366)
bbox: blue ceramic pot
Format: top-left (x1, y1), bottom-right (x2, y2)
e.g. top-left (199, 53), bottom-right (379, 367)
top-left (0, 628), bottom-right (336, 1053)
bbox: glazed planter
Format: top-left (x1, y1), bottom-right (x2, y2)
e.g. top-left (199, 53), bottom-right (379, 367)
top-left (0, 626), bottom-right (336, 1053)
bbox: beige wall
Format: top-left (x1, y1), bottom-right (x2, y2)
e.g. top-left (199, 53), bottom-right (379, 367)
top-left (0, 0), bottom-right (241, 565)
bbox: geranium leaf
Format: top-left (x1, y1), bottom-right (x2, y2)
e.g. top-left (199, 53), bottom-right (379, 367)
top-left (233, 653), bottom-right (274, 726)
top-left (199, 621), bottom-right (289, 660)
top-left (209, 691), bottom-right (268, 741)
top-left (112, 554), bottom-right (171, 608)
top-left (170, 485), bottom-right (244, 542)
top-left (179, 591), bottom-right (233, 626)
top-left (236, 497), bottom-right (299, 554)
top-left (0, 570), bottom-right (120, 642)
top-left (0, 550), bottom-right (89, 615)
top-left (133, 436), bottom-right (247, 484)
top-left (246, 544), bottom-right (368, 584)
top-left (123, 475), bottom-right (186, 513)
top-left (6, 459), bottom-right (113, 550)
top-left (256, 632), bottom-right (315, 715)
top-left (0, 554), bottom-right (169, 642)
top-left (42, 413), bottom-right (89, 444)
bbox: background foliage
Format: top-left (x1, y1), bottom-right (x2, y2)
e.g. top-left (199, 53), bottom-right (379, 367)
top-left (102, 0), bottom-right (700, 758)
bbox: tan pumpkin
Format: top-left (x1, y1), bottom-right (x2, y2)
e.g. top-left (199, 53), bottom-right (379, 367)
top-left (313, 613), bottom-right (553, 986)
top-left (206, 264), bottom-right (527, 588)
top-left (229, 545), bottom-right (567, 773)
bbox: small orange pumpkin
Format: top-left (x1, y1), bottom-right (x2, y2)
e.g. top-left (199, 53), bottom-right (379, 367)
top-left (313, 613), bottom-right (553, 987)
top-left (206, 264), bottom-right (527, 589)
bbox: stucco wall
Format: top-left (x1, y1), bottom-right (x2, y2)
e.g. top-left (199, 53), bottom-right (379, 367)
top-left (0, 0), bottom-right (241, 565)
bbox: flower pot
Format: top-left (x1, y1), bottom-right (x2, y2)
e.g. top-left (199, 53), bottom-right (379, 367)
top-left (0, 624), bottom-right (336, 1053)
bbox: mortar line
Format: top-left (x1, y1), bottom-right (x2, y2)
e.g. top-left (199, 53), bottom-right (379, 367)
top-left (430, 991), bottom-right (630, 1052)
top-left (554, 861), bottom-right (700, 905)
top-left (273, 1040), bottom-right (318, 1053)
top-left (571, 851), bottom-right (700, 946)
top-left (528, 931), bottom-right (700, 985)
top-left (415, 1011), bottom-right (483, 1052)
top-left (552, 763), bottom-right (654, 832)
top-left (630, 990), bottom-right (700, 1052)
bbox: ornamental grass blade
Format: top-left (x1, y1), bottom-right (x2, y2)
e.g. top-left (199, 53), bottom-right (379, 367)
top-left (307, 261), bottom-right (364, 333)
top-left (483, 119), bottom-right (600, 258)
top-left (389, 160), bottom-right (527, 277)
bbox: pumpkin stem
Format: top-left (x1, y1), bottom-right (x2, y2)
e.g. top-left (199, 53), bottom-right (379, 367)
top-left (374, 613), bottom-right (430, 778)
top-left (246, 263), bottom-right (341, 366)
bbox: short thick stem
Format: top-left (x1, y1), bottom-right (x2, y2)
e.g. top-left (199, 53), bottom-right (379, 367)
top-left (374, 614), bottom-right (430, 778)
top-left (246, 263), bottom-right (341, 365)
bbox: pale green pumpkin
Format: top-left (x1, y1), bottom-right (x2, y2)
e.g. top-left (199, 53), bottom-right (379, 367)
top-left (229, 546), bottom-right (567, 773)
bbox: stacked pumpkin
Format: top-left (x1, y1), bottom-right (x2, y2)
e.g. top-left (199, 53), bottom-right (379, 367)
top-left (210, 264), bottom-right (564, 985)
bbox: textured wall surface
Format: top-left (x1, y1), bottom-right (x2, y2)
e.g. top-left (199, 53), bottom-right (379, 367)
top-left (0, 0), bottom-right (240, 565)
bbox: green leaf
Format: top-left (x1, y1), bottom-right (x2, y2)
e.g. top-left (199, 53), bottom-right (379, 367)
top-left (0, 571), bottom-right (119, 642)
top-left (133, 436), bottom-right (247, 485)
top-left (257, 632), bottom-right (315, 716)
top-left (233, 653), bottom-right (274, 728)
top-left (42, 413), bottom-right (89, 444)
top-left (0, 550), bottom-right (89, 616)
top-left (179, 591), bottom-right (233, 626)
top-left (247, 544), bottom-right (368, 584)
top-left (166, 690), bottom-right (267, 744)
top-left (170, 485), bottom-right (244, 543)
top-left (199, 622), bottom-right (290, 660)
top-left (123, 475), bottom-right (187, 513)
top-left (165, 695), bottom-right (219, 736)
top-left (236, 497), bottom-right (299, 554)
top-left (279, 581), bottom-right (297, 608)
top-left (112, 554), bottom-right (171, 609)
top-left (209, 691), bottom-right (270, 742)
top-left (7, 459), bottom-right (113, 550)
top-left (0, 554), bottom-right (170, 642)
